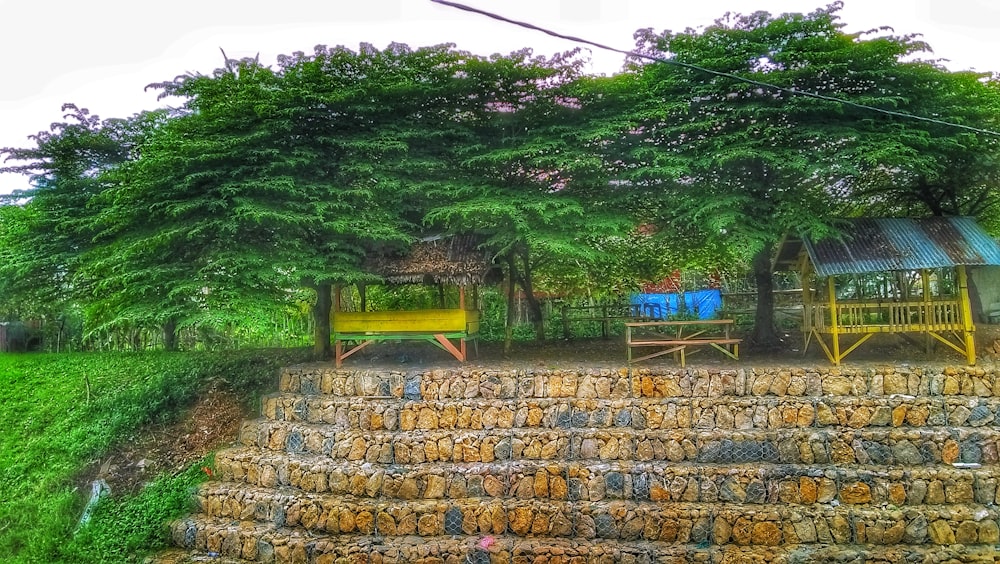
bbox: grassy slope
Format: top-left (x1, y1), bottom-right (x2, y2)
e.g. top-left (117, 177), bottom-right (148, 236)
top-left (0, 349), bottom-right (312, 564)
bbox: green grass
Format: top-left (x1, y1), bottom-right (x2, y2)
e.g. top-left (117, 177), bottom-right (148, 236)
top-left (0, 348), bottom-right (313, 564)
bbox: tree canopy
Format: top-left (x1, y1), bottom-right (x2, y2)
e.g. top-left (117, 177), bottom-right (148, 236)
top-left (3, 3), bottom-right (998, 353)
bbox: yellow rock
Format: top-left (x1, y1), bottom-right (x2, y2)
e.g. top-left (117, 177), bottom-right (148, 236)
top-left (799, 477), bottom-right (818, 504)
top-left (928, 519), bottom-right (955, 544)
top-left (839, 482), bottom-right (872, 504)
top-left (888, 483), bottom-right (906, 506)
top-left (942, 440), bottom-right (960, 464)
top-left (751, 522), bottom-right (782, 545)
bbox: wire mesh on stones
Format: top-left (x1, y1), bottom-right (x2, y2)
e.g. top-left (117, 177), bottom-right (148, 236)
top-left (700, 439), bottom-right (780, 463)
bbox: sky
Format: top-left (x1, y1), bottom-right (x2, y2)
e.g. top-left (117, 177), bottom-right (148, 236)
top-left (2, 0), bottom-right (999, 196)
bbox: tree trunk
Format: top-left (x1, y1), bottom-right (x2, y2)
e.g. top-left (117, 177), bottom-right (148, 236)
top-left (516, 247), bottom-right (545, 342)
top-left (749, 244), bottom-right (783, 349)
top-left (504, 254), bottom-right (516, 356)
top-left (163, 318), bottom-right (178, 352)
top-left (312, 283), bottom-right (333, 358)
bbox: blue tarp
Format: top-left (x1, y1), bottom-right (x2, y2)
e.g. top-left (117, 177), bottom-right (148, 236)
top-left (630, 289), bottom-right (722, 320)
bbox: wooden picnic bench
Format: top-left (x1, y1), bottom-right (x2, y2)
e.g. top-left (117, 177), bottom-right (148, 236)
top-left (625, 319), bottom-right (741, 367)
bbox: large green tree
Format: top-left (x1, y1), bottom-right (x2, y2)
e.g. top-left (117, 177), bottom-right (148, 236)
top-left (425, 51), bottom-right (636, 346)
top-left (92, 44), bottom-right (493, 355)
top-left (837, 63), bottom-right (1000, 233)
top-left (0, 106), bottom-right (159, 329)
top-left (616, 4), bottom-right (937, 347)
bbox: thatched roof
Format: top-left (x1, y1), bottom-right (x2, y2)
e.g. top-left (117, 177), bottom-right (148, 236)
top-left (364, 234), bottom-right (499, 285)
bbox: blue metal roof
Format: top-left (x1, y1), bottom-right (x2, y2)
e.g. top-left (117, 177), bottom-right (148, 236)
top-left (778, 217), bottom-right (1000, 276)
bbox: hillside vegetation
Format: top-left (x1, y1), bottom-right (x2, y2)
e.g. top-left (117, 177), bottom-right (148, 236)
top-left (0, 349), bottom-right (312, 563)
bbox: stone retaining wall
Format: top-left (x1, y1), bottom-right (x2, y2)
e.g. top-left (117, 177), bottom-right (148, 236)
top-left (164, 363), bottom-right (1000, 563)
top-left (278, 365), bottom-right (1000, 400)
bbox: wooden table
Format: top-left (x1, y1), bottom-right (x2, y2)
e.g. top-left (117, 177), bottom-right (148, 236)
top-left (625, 319), bottom-right (741, 367)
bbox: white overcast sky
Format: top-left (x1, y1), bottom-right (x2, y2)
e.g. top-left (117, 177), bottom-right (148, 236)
top-left (2, 0), bottom-right (998, 195)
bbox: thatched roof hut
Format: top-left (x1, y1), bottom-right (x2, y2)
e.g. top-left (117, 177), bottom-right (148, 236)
top-left (364, 234), bottom-right (500, 286)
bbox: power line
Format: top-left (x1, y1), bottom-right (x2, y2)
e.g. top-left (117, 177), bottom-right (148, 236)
top-left (430, 0), bottom-right (1000, 137)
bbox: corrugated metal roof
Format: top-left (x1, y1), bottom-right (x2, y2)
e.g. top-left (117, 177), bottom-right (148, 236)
top-left (777, 217), bottom-right (1000, 276)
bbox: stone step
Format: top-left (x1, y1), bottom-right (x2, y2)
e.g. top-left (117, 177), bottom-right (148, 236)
top-left (236, 419), bottom-right (1000, 466)
top-left (214, 447), bottom-right (1000, 506)
top-left (194, 481), bottom-right (1000, 546)
top-left (278, 364), bottom-right (1000, 400)
top-left (152, 538), bottom-right (1000, 564)
top-left (261, 393), bottom-right (1000, 432)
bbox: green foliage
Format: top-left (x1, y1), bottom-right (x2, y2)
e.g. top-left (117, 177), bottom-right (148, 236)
top-left (3, 10), bottom-right (1000, 351)
top-left (0, 348), bottom-right (312, 563)
top-left (63, 459), bottom-right (210, 563)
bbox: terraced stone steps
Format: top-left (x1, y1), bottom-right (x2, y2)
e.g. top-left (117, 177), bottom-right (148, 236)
top-left (214, 449), bottom-right (1000, 506)
top-left (194, 480), bottom-right (1000, 545)
top-left (261, 393), bottom-right (1000, 431)
top-left (169, 515), bottom-right (1000, 563)
top-left (276, 365), bottom-right (1000, 400)
top-left (237, 418), bottom-right (1000, 467)
top-left (161, 364), bottom-right (1000, 563)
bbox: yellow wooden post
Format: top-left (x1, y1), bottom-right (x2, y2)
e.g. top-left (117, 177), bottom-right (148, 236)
top-left (828, 276), bottom-right (841, 365)
top-left (921, 269), bottom-right (932, 351)
top-left (957, 265), bottom-right (977, 365)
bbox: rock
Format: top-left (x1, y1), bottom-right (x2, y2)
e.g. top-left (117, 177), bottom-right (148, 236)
top-left (968, 405), bottom-right (993, 426)
top-left (830, 515), bottom-right (852, 543)
top-left (904, 515), bottom-right (927, 543)
top-left (621, 516), bottom-right (644, 540)
top-left (869, 405), bottom-right (891, 426)
top-left (720, 478), bottom-right (747, 503)
top-left (424, 475), bottom-right (446, 499)
top-left (926, 481), bottom-right (945, 504)
top-left (398, 477), bottom-right (419, 500)
top-left (823, 376), bottom-right (853, 395)
top-left (751, 522), bottom-right (782, 545)
top-left (732, 517), bottom-right (753, 545)
top-left (746, 480), bottom-right (767, 504)
top-left (713, 517), bottom-right (733, 544)
top-left (943, 375), bottom-right (960, 394)
top-left (927, 519), bottom-right (955, 544)
top-left (417, 513), bottom-right (440, 536)
top-left (533, 472), bottom-right (549, 498)
top-left (550, 475), bottom-right (568, 500)
top-left (483, 475), bottom-right (505, 498)
top-left (946, 481), bottom-right (974, 504)
top-left (891, 405), bottom-right (907, 427)
top-left (376, 511), bottom-right (396, 535)
top-left (979, 520), bottom-right (1000, 544)
top-left (955, 521), bottom-right (979, 544)
top-left (892, 440), bottom-right (924, 465)
top-left (769, 371), bottom-right (791, 396)
top-left (448, 476), bottom-right (467, 499)
top-left (840, 482), bottom-right (872, 504)
top-left (799, 478), bottom-right (818, 504)
top-left (888, 483), bottom-right (906, 506)
top-left (793, 518), bottom-right (817, 543)
top-left (816, 403), bottom-right (838, 425)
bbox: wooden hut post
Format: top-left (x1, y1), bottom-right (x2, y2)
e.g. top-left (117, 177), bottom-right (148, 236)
top-left (921, 269), bottom-right (932, 352)
top-left (957, 265), bottom-right (977, 365)
top-left (801, 257), bottom-right (813, 349)
top-left (828, 276), bottom-right (841, 365)
top-left (459, 286), bottom-right (466, 310)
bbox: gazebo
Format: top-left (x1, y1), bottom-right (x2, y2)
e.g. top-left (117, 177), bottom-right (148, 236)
top-left (332, 235), bottom-right (497, 367)
top-left (774, 217), bottom-right (1000, 365)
